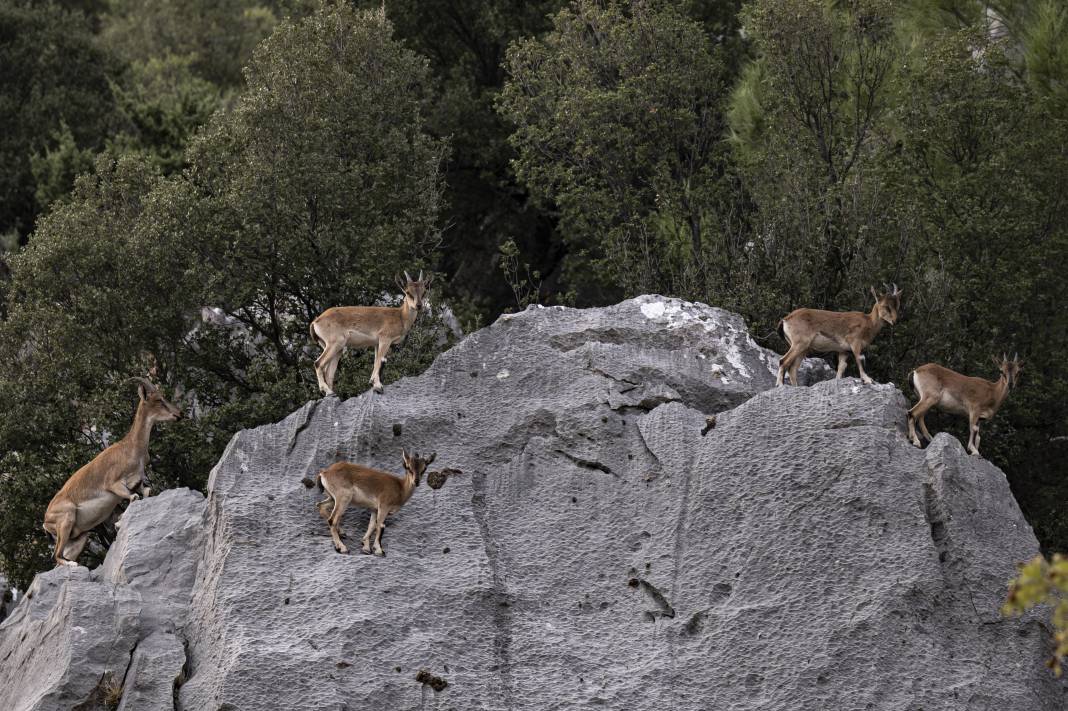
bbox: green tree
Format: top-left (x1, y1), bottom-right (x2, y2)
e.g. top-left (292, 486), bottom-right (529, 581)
top-left (179, 2), bottom-right (447, 390)
top-left (729, 0), bottom-right (897, 309)
top-left (1004, 553), bottom-right (1068, 675)
top-left (0, 3), bottom-right (450, 589)
top-left (499, 0), bottom-right (736, 301)
top-left (100, 0), bottom-right (279, 88)
top-left (353, 0), bottom-right (564, 315)
top-left (886, 30), bottom-right (1068, 549)
top-left (0, 0), bottom-right (120, 244)
top-left (0, 154), bottom-right (192, 586)
top-left (107, 55), bottom-right (223, 175)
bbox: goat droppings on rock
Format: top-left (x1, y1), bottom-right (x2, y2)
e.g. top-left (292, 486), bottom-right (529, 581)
top-left (415, 669), bottom-right (448, 691)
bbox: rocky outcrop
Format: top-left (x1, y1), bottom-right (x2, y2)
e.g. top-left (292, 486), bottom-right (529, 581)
top-left (0, 488), bottom-right (204, 711)
top-left (0, 296), bottom-right (1062, 710)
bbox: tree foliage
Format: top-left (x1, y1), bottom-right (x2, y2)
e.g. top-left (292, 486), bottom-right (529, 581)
top-left (1, 0), bottom-right (1067, 651)
top-left (0, 3), bottom-right (449, 589)
top-left (1004, 554), bottom-right (1068, 676)
top-left (353, 0), bottom-right (564, 314)
top-left (0, 1), bottom-right (121, 244)
top-left (500, 0), bottom-right (736, 301)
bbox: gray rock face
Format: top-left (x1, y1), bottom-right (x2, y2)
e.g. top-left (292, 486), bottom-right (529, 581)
top-left (0, 488), bottom-right (204, 711)
top-left (116, 630), bottom-right (186, 711)
top-left (0, 296), bottom-right (1062, 710)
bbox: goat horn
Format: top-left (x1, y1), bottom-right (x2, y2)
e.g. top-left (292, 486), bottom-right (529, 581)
top-left (404, 270), bottom-right (412, 283)
top-left (1013, 352), bottom-right (1019, 362)
top-left (128, 376), bottom-right (157, 392)
top-left (418, 269), bottom-right (423, 281)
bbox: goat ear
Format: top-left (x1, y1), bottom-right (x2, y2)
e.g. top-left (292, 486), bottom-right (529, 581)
top-left (137, 383), bottom-right (147, 401)
top-left (423, 272), bottom-right (434, 287)
top-left (425, 452), bottom-right (436, 465)
top-left (395, 273), bottom-right (406, 290)
top-left (991, 355), bottom-right (1001, 367)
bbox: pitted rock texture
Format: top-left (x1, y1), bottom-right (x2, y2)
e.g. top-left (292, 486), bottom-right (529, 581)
top-left (0, 488), bottom-right (204, 711)
top-left (0, 297), bottom-right (1062, 710)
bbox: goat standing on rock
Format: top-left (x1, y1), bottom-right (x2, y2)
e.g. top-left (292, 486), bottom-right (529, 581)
top-left (777, 284), bottom-right (902, 386)
top-left (310, 271), bottom-right (432, 396)
top-left (908, 354), bottom-right (1022, 456)
top-left (42, 378), bottom-right (182, 567)
top-left (303, 449), bottom-right (435, 556)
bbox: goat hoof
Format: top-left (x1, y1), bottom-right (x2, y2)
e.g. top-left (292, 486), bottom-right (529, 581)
top-left (373, 385), bottom-right (383, 394)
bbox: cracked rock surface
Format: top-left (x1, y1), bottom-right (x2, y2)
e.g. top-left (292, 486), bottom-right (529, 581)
top-left (0, 488), bottom-right (204, 711)
top-left (1, 296), bottom-right (1063, 710)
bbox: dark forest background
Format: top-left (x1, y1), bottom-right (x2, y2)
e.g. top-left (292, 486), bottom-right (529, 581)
top-left (1, 0), bottom-right (1065, 590)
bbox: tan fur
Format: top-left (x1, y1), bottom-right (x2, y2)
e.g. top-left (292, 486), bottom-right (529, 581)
top-left (42, 379), bottom-right (182, 567)
top-left (777, 285), bottom-right (902, 386)
top-left (907, 354), bottom-right (1022, 456)
top-left (310, 271), bottom-right (432, 395)
top-left (308, 449), bottom-right (435, 556)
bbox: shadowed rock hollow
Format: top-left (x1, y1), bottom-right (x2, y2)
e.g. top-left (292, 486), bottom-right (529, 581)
top-left (0, 296), bottom-right (1063, 710)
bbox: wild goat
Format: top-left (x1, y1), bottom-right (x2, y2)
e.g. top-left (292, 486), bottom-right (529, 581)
top-left (310, 271), bottom-right (432, 396)
top-left (907, 354), bottom-right (1022, 456)
top-left (303, 449), bottom-right (435, 556)
top-left (42, 378), bottom-right (182, 567)
top-left (776, 284), bottom-right (902, 386)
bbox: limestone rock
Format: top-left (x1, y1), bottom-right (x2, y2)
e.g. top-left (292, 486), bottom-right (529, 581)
top-left (176, 299), bottom-right (1062, 710)
top-left (0, 489), bottom-right (204, 711)
top-left (0, 297), bottom-right (1061, 710)
top-left (0, 567), bottom-right (140, 711)
top-left (101, 487), bottom-right (206, 630)
top-left (115, 630), bottom-right (186, 711)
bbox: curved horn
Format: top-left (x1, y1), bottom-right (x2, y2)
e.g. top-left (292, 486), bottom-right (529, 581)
top-left (127, 376), bottom-right (156, 391)
top-left (891, 282), bottom-right (899, 295)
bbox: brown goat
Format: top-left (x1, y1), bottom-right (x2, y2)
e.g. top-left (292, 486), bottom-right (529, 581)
top-left (310, 271), bottom-right (432, 396)
top-left (42, 378), bottom-right (182, 566)
top-left (908, 354), bottom-right (1022, 456)
top-left (777, 284), bottom-right (902, 386)
top-left (304, 449), bottom-right (435, 556)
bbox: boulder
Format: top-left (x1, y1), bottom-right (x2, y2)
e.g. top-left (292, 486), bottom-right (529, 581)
top-left (0, 489), bottom-right (204, 711)
top-left (0, 297), bottom-right (1061, 710)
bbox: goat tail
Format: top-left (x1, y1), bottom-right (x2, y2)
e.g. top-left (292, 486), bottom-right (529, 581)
top-left (309, 319), bottom-right (323, 348)
top-left (301, 471), bottom-right (324, 491)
